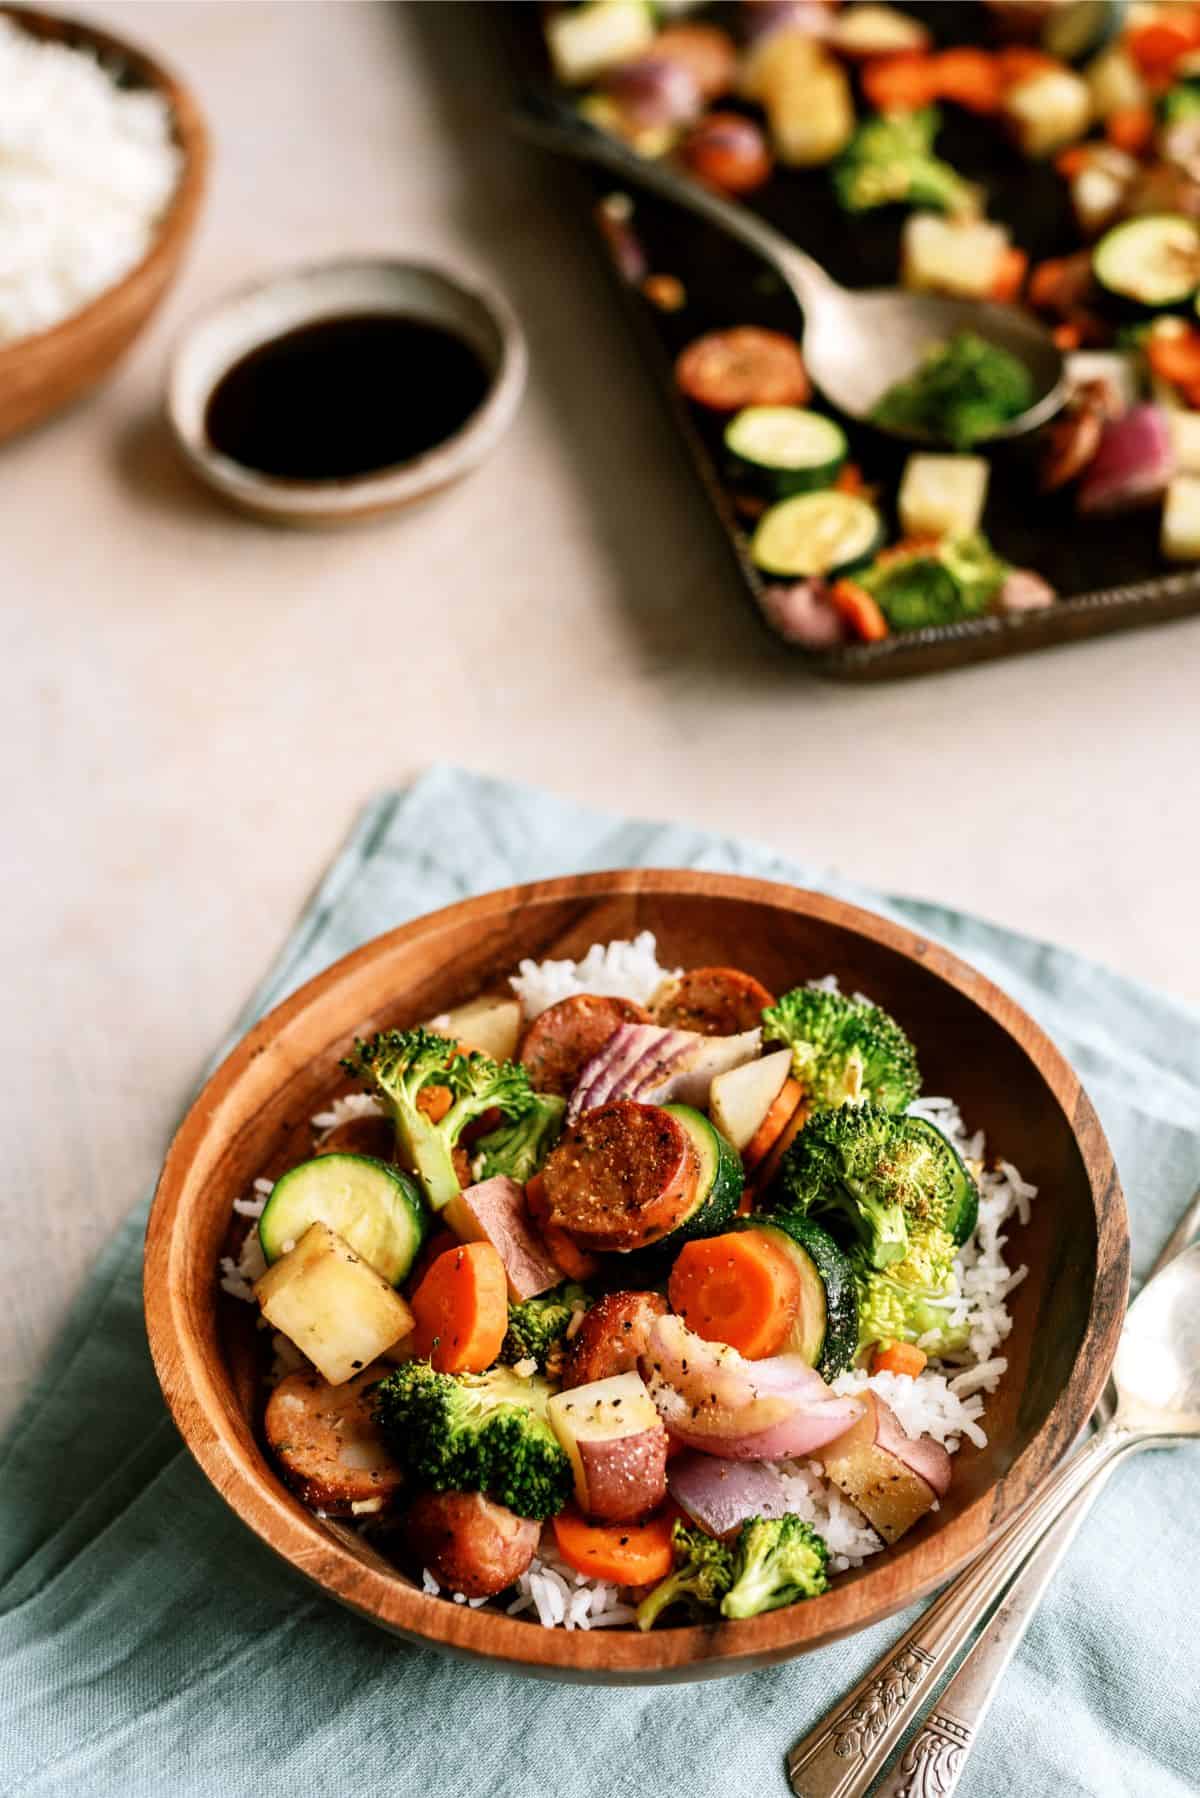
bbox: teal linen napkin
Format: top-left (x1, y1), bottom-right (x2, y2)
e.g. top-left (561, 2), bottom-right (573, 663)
top-left (3, 766), bottom-right (1198, 1798)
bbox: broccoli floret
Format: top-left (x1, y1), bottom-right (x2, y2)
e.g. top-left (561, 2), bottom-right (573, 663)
top-left (859, 532), bottom-right (1009, 631)
top-left (768, 1106), bottom-right (978, 1273)
top-left (474, 1093), bottom-right (566, 1186)
top-left (373, 1360), bottom-right (572, 1520)
top-left (1161, 75), bottom-right (1200, 126)
top-left (500, 1282), bottom-right (589, 1372)
top-left (855, 1256), bottom-right (971, 1359)
top-left (870, 333), bottom-right (1034, 451)
top-left (720, 1515), bottom-right (830, 1620)
top-left (833, 109), bottom-right (978, 216)
top-left (636, 1521), bottom-right (735, 1631)
top-left (343, 1028), bottom-right (534, 1212)
top-left (762, 986), bottom-right (920, 1115)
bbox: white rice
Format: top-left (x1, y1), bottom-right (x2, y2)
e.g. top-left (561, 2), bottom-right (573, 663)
top-left (224, 933), bottom-right (1037, 1627)
top-left (0, 17), bottom-right (181, 345)
top-left (509, 929), bottom-right (678, 1018)
top-left (310, 1092), bottom-right (384, 1133)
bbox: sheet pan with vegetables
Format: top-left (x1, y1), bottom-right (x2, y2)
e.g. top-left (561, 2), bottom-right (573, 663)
top-left (501, 0), bottom-right (1200, 677)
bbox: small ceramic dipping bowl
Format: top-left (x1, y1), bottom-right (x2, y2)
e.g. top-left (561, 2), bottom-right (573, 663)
top-left (167, 257), bottom-right (527, 526)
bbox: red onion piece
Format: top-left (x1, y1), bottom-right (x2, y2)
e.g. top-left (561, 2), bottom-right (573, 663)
top-left (873, 1397), bottom-right (953, 1498)
top-left (759, 580), bottom-right (849, 648)
top-left (741, 0), bottom-right (835, 45)
top-left (996, 568), bottom-right (1056, 615)
top-left (668, 1452), bottom-right (791, 1537)
top-left (665, 1396), bottom-right (866, 1460)
top-left (1077, 405), bottom-right (1175, 516)
top-left (601, 55), bottom-right (702, 129)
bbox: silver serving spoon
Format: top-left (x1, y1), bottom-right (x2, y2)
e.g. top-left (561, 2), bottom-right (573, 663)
top-left (786, 1240), bottom-right (1200, 1798)
top-left (512, 94), bottom-right (1066, 447)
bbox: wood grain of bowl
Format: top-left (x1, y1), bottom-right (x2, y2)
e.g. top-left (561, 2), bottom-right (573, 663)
top-left (0, 6), bottom-right (207, 446)
top-left (144, 872), bottom-right (1129, 1683)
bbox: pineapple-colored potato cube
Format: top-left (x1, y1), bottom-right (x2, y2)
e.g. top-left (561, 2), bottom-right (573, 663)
top-left (902, 214), bottom-right (1009, 298)
top-left (427, 995), bottom-right (522, 1063)
top-left (898, 454), bottom-right (990, 540)
top-left (255, 1221), bottom-right (414, 1386)
top-left (1161, 475), bottom-right (1200, 562)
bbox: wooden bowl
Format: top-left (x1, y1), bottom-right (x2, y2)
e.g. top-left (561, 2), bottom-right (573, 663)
top-left (0, 7), bottom-right (207, 445)
top-left (145, 872), bottom-right (1128, 1683)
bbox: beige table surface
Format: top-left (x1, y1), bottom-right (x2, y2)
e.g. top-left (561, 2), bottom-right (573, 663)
top-left (3, 0), bottom-right (1198, 1431)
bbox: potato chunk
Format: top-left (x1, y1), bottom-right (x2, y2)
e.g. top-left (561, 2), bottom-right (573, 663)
top-left (255, 1221), bottom-right (414, 1385)
top-left (548, 1371), bottom-right (668, 1523)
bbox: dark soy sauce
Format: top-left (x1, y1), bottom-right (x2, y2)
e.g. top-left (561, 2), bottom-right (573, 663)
top-left (204, 313), bottom-right (492, 481)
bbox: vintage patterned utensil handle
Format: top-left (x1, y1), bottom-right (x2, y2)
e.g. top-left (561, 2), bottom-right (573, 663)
top-left (786, 1427), bottom-right (1132, 1798)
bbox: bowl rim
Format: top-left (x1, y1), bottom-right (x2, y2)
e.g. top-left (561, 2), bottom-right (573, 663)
top-left (144, 870), bottom-right (1129, 1680)
top-left (0, 5), bottom-right (208, 373)
top-left (164, 255), bottom-right (529, 521)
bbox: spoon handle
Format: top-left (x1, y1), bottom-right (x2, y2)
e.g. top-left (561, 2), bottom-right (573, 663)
top-left (785, 1425), bottom-right (1135, 1798)
top-left (868, 1466), bottom-right (1115, 1798)
top-left (510, 91), bottom-right (834, 313)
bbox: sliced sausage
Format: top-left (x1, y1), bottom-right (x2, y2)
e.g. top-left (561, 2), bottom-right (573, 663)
top-left (405, 1490), bottom-right (541, 1598)
top-left (561, 1290), bottom-right (668, 1390)
top-left (517, 994), bottom-right (651, 1098)
top-left (264, 1366), bottom-right (403, 1516)
top-left (541, 1100), bottom-right (700, 1252)
top-left (652, 966), bottom-right (776, 1036)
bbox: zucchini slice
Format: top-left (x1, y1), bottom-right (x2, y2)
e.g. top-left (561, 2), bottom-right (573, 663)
top-left (639, 1104), bottom-right (743, 1254)
top-left (1042, 0), bottom-right (1124, 65)
top-left (259, 1154), bottom-right (429, 1286)
top-left (725, 406), bottom-right (848, 498)
top-left (734, 1210), bottom-right (858, 1379)
top-left (904, 1118), bottom-right (979, 1247)
top-left (750, 490), bottom-right (884, 579)
top-left (1094, 215), bottom-right (1200, 310)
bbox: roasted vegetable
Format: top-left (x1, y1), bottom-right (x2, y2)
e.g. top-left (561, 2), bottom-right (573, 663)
top-left (721, 1513), bottom-right (831, 1618)
top-left (858, 533), bottom-right (1009, 631)
top-left (373, 1360), bottom-right (573, 1520)
top-left (762, 984), bottom-right (921, 1115)
top-left (500, 1282), bottom-right (589, 1371)
top-left (833, 108), bottom-right (978, 215)
top-left (870, 333), bottom-right (1034, 449)
top-left (635, 1519), bottom-right (735, 1629)
top-left (343, 1028), bottom-right (534, 1212)
top-left (473, 1093), bottom-right (566, 1186)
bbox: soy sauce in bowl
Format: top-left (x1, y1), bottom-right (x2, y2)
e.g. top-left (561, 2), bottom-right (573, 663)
top-left (169, 259), bottom-right (527, 525)
top-left (204, 313), bottom-right (491, 482)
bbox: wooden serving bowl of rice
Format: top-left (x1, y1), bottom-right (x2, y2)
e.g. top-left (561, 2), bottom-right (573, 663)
top-left (0, 7), bottom-right (207, 445)
top-left (145, 872), bottom-right (1128, 1682)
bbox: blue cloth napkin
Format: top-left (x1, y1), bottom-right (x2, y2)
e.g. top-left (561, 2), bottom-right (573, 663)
top-left (3, 766), bottom-right (1198, 1798)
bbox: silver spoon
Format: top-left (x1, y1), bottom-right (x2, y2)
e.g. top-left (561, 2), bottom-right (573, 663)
top-left (868, 1185), bottom-right (1200, 1798)
top-left (786, 1240), bottom-right (1200, 1797)
top-left (512, 94), bottom-right (1066, 447)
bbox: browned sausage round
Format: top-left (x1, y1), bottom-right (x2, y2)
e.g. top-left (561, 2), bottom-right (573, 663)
top-left (561, 1290), bottom-right (668, 1390)
top-left (405, 1490), bottom-right (541, 1598)
top-left (517, 994), bottom-right (651, 1097)
top-left (264, 1366), bottom-right (404, 1516)
top-left (541, 1100), bottom-right (700, 1252)
top-left (652, 966), bottom-right (776, 1036)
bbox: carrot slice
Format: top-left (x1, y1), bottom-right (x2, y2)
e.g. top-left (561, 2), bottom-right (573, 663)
top-left (989, 246), bottom-right (1028, 304)
top-left (829, 579), bottom-right (889, 643)
top-left (1127, 14), bottom-right (1200, 79)
top-left (743, 1076), bottom-right (805, 1172)
top-left (1055, 145), bottom-right (1091, 179)
top-left (752, 1093), bottom-right (811, 1196)
top-left (675, 327), bottom-right (808, 412)
top-left (669, 1230), bottom-right (802, 1359)
top-left (1148, 329), bottom-right (1200, 389)
top-left (410, 1240), bottom-right (508, 1373)
top-left (861, 51), bottom-right (940, 114)
top-left (552, 1505), bottom-right (676, 1585)
top-left (995, 47), bottom-right (1059, 88)
top-left (834, 461), bottom-right (865, 496)
top-left (933, 47), bottom-right (1003, 115)
top-left (872, 1341), bottom-right (929, 1378)
top-left (1105, 105), bottom-right (1155, 156)
top-left (1052, 322), bottom-right (1085, 351)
